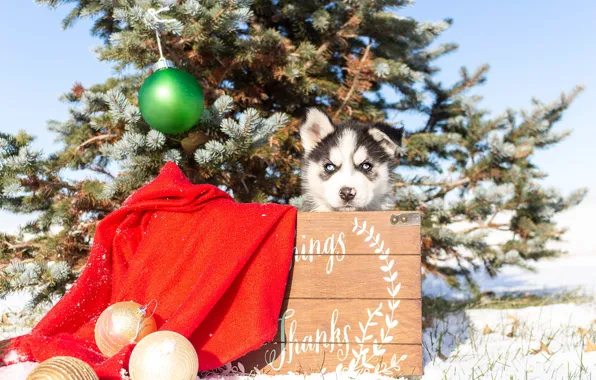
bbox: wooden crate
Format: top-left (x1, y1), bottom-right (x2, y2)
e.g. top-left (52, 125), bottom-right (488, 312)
top-left (230, 211), bottom-right (422, 376)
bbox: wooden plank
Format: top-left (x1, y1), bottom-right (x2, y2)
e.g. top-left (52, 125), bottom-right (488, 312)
top-left (295, 211), bottom-right (420, 255)
top-left (286, 254), bottom-right (421, 299)
top-left (231, 342), bottom-right (422, 376)
top-left (272, 299), bottom-right (421, 345)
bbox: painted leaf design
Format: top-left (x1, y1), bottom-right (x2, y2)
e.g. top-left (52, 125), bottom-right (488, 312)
top-left (222, 363), bottom-right (232, 375)
top-left (348, 358), bottom-right (357, 370)
top-left (386, 259), bottom-right (394, 271)
top-left (364, 335), bottom-right (373, 341)
top-left (369, 322), bottom-right (378, 326)
top-left (376, 233), bottom-right (381, 242)
top-left (390, 355), bottom-right (398, 365)
top-left (362, 220), bottom-right (367, 230)
top-left (381, 265), bottom-right (391, 272)
top-left (237, 362), bottom-right (245, 373)
top-left (389, 283), bottom-right (401, 297)
top-left (351, 350), bottom-right (360, 359)
top-left (383, 335), bottom-right (393, 343)
top-left (336, 363), bottom-right (343, 372)
top-left (375, 302), bottom-right (383, 315)
top-left (356, 228), bottom-right (365, 236)
top-left (365, 235), bottom-right (372, 242)
top-left (359, 321), bottom-right (366, 333)
top-left (363, 362), bottom-right (375, 369)
top-left (389, 300), bottom-right (400, 310)
top-left (387, 287), bottom-right (395, 297)
top-left (355, 336), bottom-right (362, 344)
top-left (370, 225), bottom-right (375, 236)
top-left (375, 242), bottom-right (384, 253)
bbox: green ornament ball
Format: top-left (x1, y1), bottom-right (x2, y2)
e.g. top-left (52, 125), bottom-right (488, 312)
top-left (138, 68), bottom-right (204, 134)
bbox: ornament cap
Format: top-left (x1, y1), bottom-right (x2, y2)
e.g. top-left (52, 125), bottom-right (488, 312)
top-left (153, 57), bottom-right (176, 72)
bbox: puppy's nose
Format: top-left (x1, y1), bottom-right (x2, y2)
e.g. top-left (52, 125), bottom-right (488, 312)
top-left (339, 187), bottom-right (356, 201)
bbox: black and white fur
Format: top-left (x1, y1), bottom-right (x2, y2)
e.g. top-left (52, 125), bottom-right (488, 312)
top-left (300, 108), bottom-right (404, 212)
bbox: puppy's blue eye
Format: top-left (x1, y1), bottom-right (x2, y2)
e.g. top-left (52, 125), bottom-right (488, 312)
top-left (324, 163), bottom-right (336, 173)
top-left (360, 162), bottom-right (373, 172)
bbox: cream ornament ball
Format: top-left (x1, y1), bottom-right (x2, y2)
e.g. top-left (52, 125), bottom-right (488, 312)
top-left (26, 356), bottom-right (98, 380)
top-left (129, 331), bottom-right (199, 380)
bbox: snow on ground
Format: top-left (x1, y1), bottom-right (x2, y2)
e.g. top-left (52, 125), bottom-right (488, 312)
top-left (424, 303), bottom-right (596, 379)
top-left (0, 292), bottom-right (41, 341)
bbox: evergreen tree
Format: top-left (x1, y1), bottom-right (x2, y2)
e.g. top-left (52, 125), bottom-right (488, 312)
top-left (0, 0), bottom-right (586, 306)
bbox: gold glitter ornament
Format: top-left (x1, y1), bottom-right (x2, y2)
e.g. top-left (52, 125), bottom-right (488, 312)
top-left (94, 301), bottom-right (157, 358)
top-left (26, 356), bottom-right (98, 380)
top-left (129, 331), bottom-right (199, 380)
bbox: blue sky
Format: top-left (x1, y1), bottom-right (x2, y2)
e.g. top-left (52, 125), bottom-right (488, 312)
top-left (1, 0), bottom-right (595, 232)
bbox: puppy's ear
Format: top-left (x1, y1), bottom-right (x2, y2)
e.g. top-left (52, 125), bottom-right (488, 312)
top-left (368, 122), bottom-right (404, 158)
top-left (300, 108), bottom-right (335, 154)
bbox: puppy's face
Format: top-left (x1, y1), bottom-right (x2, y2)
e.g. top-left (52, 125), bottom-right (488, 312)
top-left (300, 109), bottom-right (403, 211)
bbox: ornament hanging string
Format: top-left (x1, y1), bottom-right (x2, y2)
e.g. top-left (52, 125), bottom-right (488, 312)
top-left (146, 6), bottom-right (177, 62)
top-left (131, 299), bottom-right (159, 343)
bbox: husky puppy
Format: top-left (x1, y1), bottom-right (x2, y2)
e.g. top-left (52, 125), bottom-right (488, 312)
top-left (299, 108), bottom-right (404, 212)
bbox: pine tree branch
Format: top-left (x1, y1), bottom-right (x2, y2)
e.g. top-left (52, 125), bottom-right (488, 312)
top-left (459, 223), bottom-right (509, 234)
top-left (89, 165), bottom-right (114, 179)
top-left (333, 43), bottom-right (372, 119)
top-left (2, 241), bottom-right (42, 251)
top-left (77, 134), bottom-right (118, 151)
top-left (303, 15), bottom-right (361, 72)
top-left (212, 1), bottom-right (233, 22)
top-left (449, 65), bottom-right (489, 97)
top-left (20, 177), bottom-right (76, 193)
top-left (395, 178), bottom-right (470, 189)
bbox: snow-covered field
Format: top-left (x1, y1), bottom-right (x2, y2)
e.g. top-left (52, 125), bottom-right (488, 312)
top-left (423, 302), bottom-right (596, 379)
top-left (1, 198), bottom-right (595, 379)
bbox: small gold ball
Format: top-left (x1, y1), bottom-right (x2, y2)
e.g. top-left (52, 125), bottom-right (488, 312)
top-left (26, 356), bottom-right (98, 380)
top-left (401, 216), bottom-right (408, 223)
top-left (95, 301), bottom-right (157, 358)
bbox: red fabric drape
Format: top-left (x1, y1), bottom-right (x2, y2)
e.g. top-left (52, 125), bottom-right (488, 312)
top-left (3, 162), bottom-right (296, 379)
